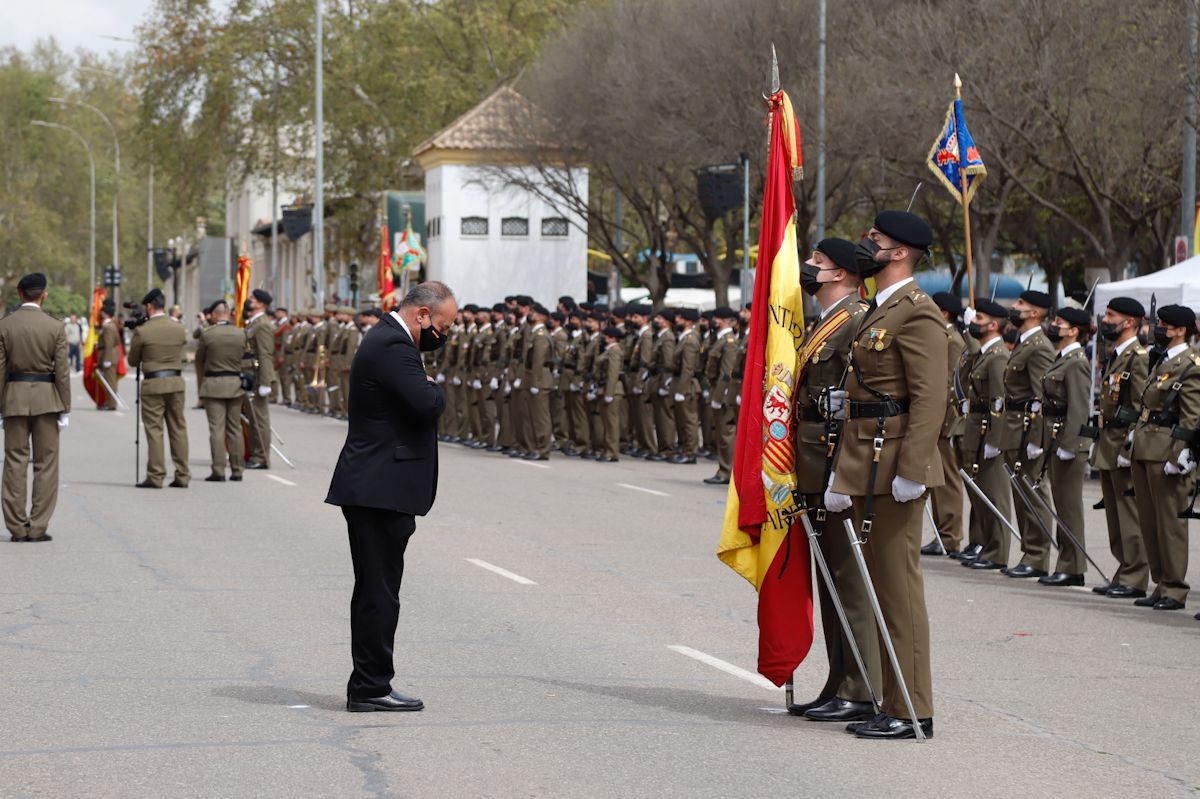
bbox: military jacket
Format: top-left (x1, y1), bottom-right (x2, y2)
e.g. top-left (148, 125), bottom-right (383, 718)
top-left (599, 342), bottom-right (625, 398)
top-left (1000, 328), bottom-right (1055, 450)
top-left (526, 323), bottom-right (554, 391)
top-left (649, 328), bottom-right (676, 395)
top-left (196, 322), bottom-right (248, 399)
top-left (1040, 345), bottom-right (1092, 454)
top-left (0, 305), bottom-right (70, 416)
top-left (247, 313), bottom-right (276, 386)
top-left (672, 328), bottom-right (701, 399)
top-left (1131, 345), bottom-right (1200, 463)
top-left (1092, 338), bottom-right (1149, 470)
top-left (941, 323), bottom-right (968, 438)
top-left (127, 314), bottom-right (187, 395)
top-left (961, 338), bottom-right (1008, 462)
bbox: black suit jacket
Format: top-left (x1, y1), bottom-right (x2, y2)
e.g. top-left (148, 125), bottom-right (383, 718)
top-left (325, 313), bottom-right (446, 515)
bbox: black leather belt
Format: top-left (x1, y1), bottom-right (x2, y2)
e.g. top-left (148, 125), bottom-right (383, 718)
top-left (1145, 410), bottom-right (1179, 427)
top-left (144, 369), bottom-right (182, 379)
top-left (1006, 398), bottom-right (1036, 411)
top-left (1042, 401), bottom-right (1068, 418)
top-left (205, 370), bottom-right (240, 377)
top-left (847, 398), bottom-right (910, 419)
top-left (798, 404), bottom-right (824, 422)
top-left (968, 400), bottom-right (990, 413)
top-left (6, 372), bottom-right (53, 383)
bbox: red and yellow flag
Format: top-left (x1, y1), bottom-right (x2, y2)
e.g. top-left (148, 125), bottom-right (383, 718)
top-left (716, 87), bottom-right (813, 687)
top-left (82, 285), bottom-right (107, 407)
top-left (379, 220), bottom-right (395, 311)
top-left (233, 254), bottom-right (252, 327)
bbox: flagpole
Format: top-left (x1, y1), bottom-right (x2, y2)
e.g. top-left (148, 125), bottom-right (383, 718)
top-left (955, 74), bottom-right (976, 309)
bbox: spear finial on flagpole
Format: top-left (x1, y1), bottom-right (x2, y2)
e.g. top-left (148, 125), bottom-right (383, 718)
top-left (767, 42), bottom-right (780, 98)
top-left (955, 72), bottom-right (976, 308)
top-left (954, 72), bottom-right (962, 98)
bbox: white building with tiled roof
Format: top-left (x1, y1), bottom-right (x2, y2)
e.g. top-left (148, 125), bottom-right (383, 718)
top-left (413, 86), bottom-right (587, 306)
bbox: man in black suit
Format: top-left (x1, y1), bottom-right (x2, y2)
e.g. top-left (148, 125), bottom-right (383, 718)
top-left (326, 281), bottom-right (457, 712)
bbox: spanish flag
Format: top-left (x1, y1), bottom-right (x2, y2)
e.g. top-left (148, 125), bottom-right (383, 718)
top-left (81, 285), bottom-right (106, 407)
top-left (716, 87), bottom-right (813, 686)
top-left (233, 254), bottom-right (252, 327)
top-left (379, 219), bottom-right (395, 311)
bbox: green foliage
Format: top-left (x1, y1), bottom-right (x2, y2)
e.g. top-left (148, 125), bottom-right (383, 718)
top-left (40, 288), bottom-right (87, 319)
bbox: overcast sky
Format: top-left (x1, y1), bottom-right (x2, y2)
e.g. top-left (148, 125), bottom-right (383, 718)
top-left (1, 0), bottom-right (157, 56)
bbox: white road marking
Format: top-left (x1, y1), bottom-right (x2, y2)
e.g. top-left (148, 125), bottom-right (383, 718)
top-left (514, 459), bottom-right (551, 469)
top-left (287, 704), bottom-right (310, 709)
top-left (617, 482), bottom-right (670, 497)
top-left (465, 558), bottom-right (537, 585)
top-left (113, 412), bottom-right (126, 418)
top-left (266, 474), bottom-right (297, 486)
top-left (667, 645), bottom-right (776, 691)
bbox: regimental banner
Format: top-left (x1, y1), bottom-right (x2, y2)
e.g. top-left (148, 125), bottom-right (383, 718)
top-left (716, 87), bottom-right (814, 688)
top-left (927, 96), bottom-right (987, 206)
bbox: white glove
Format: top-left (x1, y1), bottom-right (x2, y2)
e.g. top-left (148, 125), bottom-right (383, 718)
top-left (604, 395), bottom-right (614, 404)
top-left (735, 394), bottom-right (741, 406)
top-left (1055, 447), bottom-right (1076, 461)
top-left (632, 386), bottom-right (642, 395)
top-left (961, 399), bottom-right (971, 414)
top-left (471, 379), bottom-right (482, 390)
top-left (1026, 443), bottom-right (1044, 460)
top-left (824, 484), bottom-right (853, 513)
top-left (586, 391), bottom-right (597, 401)
top-left (1117, 454), bottom-right (1132, 468)
top-left (102, 360), bottom-right (112, 368)
top-left (569, 383), bottom-right (580, 392)
top-left (1178, 448), bottom-right (1196, 475)
top-left (962, 306), bottom-right (977, 327)
top-left (489, 377), bottom-right (499, 391)
top-left (673, 392), bottom-right (685, 402)
top-left (513, 378), bottom-right (522, 389)
top-left (1165, 460), bottom-right (1182, 475)
top-left (710, 400), bottom-right (722, 410)
top-left (703, 389), bottom-right (711, 399)
top-left (57, 413), bottom-right (69, 430)
top-left (529, 386), bottom-right (540, 395)
top-left (1125, 430), bottom-right (1135, 445)
top-left (504, 382), bottom-right (512, 395)
top-left (891, 475), bottom-right (925, 503)
top-left (257, 385), bottom-right (271, 397)
top-left (823, 389), bottom-right (847, 420)
top-left (1029, 400), bottom-right (1042, 414)
top-left (657, 387), bottom-right (668, 397)
top-left (436, 373), bottom-right (446, 384)
top-left (451, 376), bottom-right (462, 386)
top-left (984, 444), bottom-right (1001, 460)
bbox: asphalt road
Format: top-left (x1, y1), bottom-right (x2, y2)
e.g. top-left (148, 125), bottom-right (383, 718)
top-left (1, 372), bottom-right (1198, 797)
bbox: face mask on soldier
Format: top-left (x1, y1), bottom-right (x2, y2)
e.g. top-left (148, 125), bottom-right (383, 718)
top-left (1153, 325), bottom-right (1171, 348)
top-left (1008, 308), bottom-right (1025, 327)
top-left (967, 321), bottom-right (987, 340)
top-left (1099, 320), bottom-right (1123, 341)
top-left (854, 238), bottom-right (894, 278)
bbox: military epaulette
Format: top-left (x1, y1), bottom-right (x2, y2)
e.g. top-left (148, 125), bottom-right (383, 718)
top-left (1191, 353), bottom-right (1200, 366)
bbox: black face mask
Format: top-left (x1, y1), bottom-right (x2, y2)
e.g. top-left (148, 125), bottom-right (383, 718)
top-left (800, 262), bottom-right (825, 296)
top-left (1045, 324), bottom-right (1063, 343)
top-left (1153, 325), bottom-right (1170, 348)
top-left (854, 239), bottom-right (889, 277)
top-left (1099, 320), bottom-right (1123, 341)
top-left (1008, 308), bottom-right (1025, 327)
top-left (968, 322), bottom-right (987, 340)
top-left (418, 320), bottom-right (446, 352)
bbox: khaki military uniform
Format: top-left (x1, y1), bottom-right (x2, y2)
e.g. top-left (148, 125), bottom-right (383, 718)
top-left (1090, 338), bottom-right (1149, 591)
top-left (0, 304), bottom-right (70, 539)
top-left (128, 314), bottom-right (190, 487)
top-left (962, 338), bottom-right (1012, 565)
top-left (698, 328), bottom-right (716, 455)
top-left (1041, 344), bottom-right (1093, 575)
top-left (324, 321), bottom-right (346, 418)
top-left (97, 318), bottom-right (121, 410)
top-left (831, 280), bottom-right (946, 721)
top-left (340, 320), bottom-right (361, 415)
top-left (793, 294), bottom-right (880, 705)
top-left (497, 323), bottom-right (517, 450)
top-left (582, 331), bottom-right (604, 455)
top-left (708, 329), bottom-right (738, 480)
top-left (1002, 328), bottom-right (1056, 571)
top-left (599, 341), bottom-right (625, 459)
top-left (930, 323), bottom-right (967, 551)
top-left (550, 325), bottom-right (570, 448)
top-left (271, 317), bottom-right (290, 402)
top-left (671, 327), bottom-right (701, 459)
top-left (1130, 345), bottom-right (1200, 604)
top-left (474, 322), bottom-right (499, 447)
top-left (650, 327), bottom-right (677, 455)
top-left (196, 322), bottom-right (248, 478)
top-left (246, 312), bottom-right (275, 465)
top-left (562, 327), bottom-right (588, 453)
top-left (507, 321), bottom-right (529, 451)
top-left (525, 323), bottom-right (554, 458)
top-left (630, 325), bottom-right (656, 454)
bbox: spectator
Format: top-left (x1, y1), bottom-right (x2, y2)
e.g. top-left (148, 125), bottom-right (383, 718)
top-left (64, 313), bottom-right (84, 373)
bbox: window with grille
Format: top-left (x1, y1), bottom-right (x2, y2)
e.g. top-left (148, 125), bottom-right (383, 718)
top-left (501, 217), bottom-right (529, 237)
top-left (541, 217), bottom-right (570, 237)
top-left (461, 216), bottom-right (488, 236)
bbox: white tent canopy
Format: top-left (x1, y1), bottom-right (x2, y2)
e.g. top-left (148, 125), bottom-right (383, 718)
top-left (1093, 255), bottom-right (1200, 313)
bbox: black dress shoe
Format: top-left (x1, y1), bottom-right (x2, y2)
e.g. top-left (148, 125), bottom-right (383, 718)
top-left (1038, 572), bottom-right (1084, 587)
top-left (954, 544), bottom-right (983, 561)
top-left (919, 542), bottom-right (943, 556)
top-left (561, 448), bottom-right (580, 457)
top-left (669, 455), bottom-right (697, 464)
top-left (598, 455), bottom-right (619, 462)
top-left (245, 462), bottom-right (268, 470)
top-left (10, 535), bottom-right (29, 542)
top-left (204, 474), bottom-right (226, 482)
top-left (1105, 585), bottom-right (1146, 599)
top-left (845, 712), bottom-right (887, 734)
top-left (944, 550), bottom-right (961, 558)
top-left (169, 478), bottom-right (188, 488)
top-left (646, 453), bottom-right (667, 462)
top-left (346, 690), bottom-right (424, 712)
top-left (1194, 612), bottom-right (1200, 621)
top-left (523, 452), bottom-right (549, 461)
top-left (1153, 597), bottom-right (1186, 611)
top-left (486, 445), bottom-right (505, 453)
top-left (968, 559), bottom-right (1004, 570)
top-left (1092, 583), bottom-right (1113, 595)
top-left (804, 698), bottom-right (876, 722)
top-left (582, 452), bottom-right (600, 461)
top-left (704, 475), bottom-right (730, 485)
top-left (230, 474), bottom-right (243, 482)
top-left (854, 714), bottom-right (933, 740)
top-left (136, 480), bottom-right (161, 489)
top-left (1133, 595), bottom-right (1160, 607)
top-left (27, 534), bottom-right (53, 542)
top-left (787, 696), bottom-right (831, 716)
top-left (1005, 564), bottom-right (1048, 579)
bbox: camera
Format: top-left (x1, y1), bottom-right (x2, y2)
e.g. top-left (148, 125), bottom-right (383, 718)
top-left (122, 302), bottom-right (148, 330)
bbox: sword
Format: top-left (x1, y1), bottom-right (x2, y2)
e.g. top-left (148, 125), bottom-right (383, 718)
top-left (94, 370), bottom-right (130, 411)
top-left (843, 518), bottom-right (926, 742)
top-left (959, 467), bottom-right (1023, 544)
top-left (923, 501), bottom-right (947, 555)
top-left (241, 414), bottom-right (296, 469)
top-left (1017, 472), bottom-right (1112, 583)
top-left (1002, 462), bottom-right (1062, 554)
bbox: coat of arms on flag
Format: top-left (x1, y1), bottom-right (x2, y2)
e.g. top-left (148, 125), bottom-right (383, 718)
top-left (927, 93), bottom-right (987, 206)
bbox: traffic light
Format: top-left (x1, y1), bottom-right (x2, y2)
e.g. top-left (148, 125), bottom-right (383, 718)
top-left (348, 262), bottom-right (359, 294)
top-left (103, 265), bottom-right (122, 288)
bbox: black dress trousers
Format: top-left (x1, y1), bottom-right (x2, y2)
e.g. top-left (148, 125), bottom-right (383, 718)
top-left (343, 505), bottom-right (416, 699)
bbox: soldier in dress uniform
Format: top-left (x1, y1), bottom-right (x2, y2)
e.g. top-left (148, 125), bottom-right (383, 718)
top-left (128, 288), bottom-right (190, 489)
top-left (628, 305), bottom-right (656, 457)
top-left (1129, 304), bottom-right (1199, 612)
top-left (523, 304), bottom-right (554, 460)
top-left (473, 305), bottom-right (501, 450)
top-left (597, 325), bottom-right (625, 462)
top-left (923, 292), bottom-right (968, 556)
top-left (1090, 297), bottom-right (1149, 598)
top-left (0, 273), bottom-right (70, 542)
top-left (271, 307), bottom-right (291, 403)
top-left (670, 308), bottom-right (701, 464)
top-left (549, 312), bottom-right (571, 451)
top-left (324, 308), bottom-right (347, 420)
top-left (784, 239), bottom-right (880, 724)
top-left (195, 300), bottom-right (247, 482)
top-left (245, 289), bottom-right (275, 469)
top-left (96, 301), bottom-right (121, 410)
top-left (338, 307), bottom-right (360, 420)
top-left (824, 211), bottom-right (944, 740)
top-left (562, 310), bottom-right (589, 457)
top-left (581, 311), bottom-right (605, 459)
top-left (648, 309), bottom-right (677, 461)
top-left (957, 298), bottom-right (1013, 570)
top-left (698, 311), bottom-right (717, 458)
top-left (1033, 306), bottom-right (1094, 586)
top-left (506, 297), bottom-right (531, 456)
top-left (704, 307), bottom-right (739, 485)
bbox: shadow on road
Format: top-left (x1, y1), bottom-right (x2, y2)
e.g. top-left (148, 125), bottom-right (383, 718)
top-left (213, 684), bottom-right (343, 712)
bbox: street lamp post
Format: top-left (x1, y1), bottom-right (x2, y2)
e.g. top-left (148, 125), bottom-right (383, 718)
top-left (31, 120), bottom-right (96, 294)
top-left (314, 0), bottom-right (326, 309)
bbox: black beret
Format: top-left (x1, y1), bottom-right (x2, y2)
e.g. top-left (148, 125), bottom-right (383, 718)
top-left (628, 304), bottom-right (653, 317)
top-left (516, 295), bottom-right (534, 306)
top-left (251, 288), bottom-right (272, 305)
top-left (568, 309), bottom-right (583, 319)
top-left (579, 301), bottom-right (594, 311)
top-left (610, 305), bottom-right (627, 318)
top-left (1106, 297), bottom-right (1144, 318)
top-left (530, 303), bottom-right (549, 316)
top-left (462, 303), bottom-right (479, 313)
top-left (713, 306), bottom-right (737, 319)
top-left (1019, 290), bottom-right (1053, 309)
top-left (1158, 304), bottom-right (1197, 328)
top-left (558, 295), bottom-right (575, 307)
top-left (142, 288), bottom-right (165, 305)
top-left (1057, 307), bottom-right (1091, 328)
top-left (590, 310), bottom-right (609, 321)
top-left (489, 303), bottom-right (504, 313)
top-left (550, 311), bottom-right (565, 323)
top-left (655, 308), bottom-right (676, 322)
top-left (17, 273), bottom-right (47, 293)
top-left (593, 304), bottom-right (610, 313)
top-left (601, 325), bottom-right (624, 339)
top-left (931, 291), bottom-right (962, 315)
top-left (679, 307), bottom-right (700, 322)
top-left (701, 309), bottom-right (715, 320)
top-left (743, 301), bottom-right (752, 311)
top-left (504, 295), bottom-right (516, 303)
top-left (874, 210), bottom-right (932, 249)
top-left (973, 298), bottom-right (1008, 319)
top-left (815, 238), bottom-right (858, 273)
top-left (365, 307), bottom-right (382, 318)
top-left (101, 300), bottom-right (115, 315)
